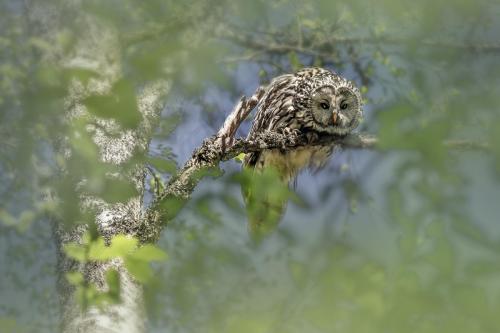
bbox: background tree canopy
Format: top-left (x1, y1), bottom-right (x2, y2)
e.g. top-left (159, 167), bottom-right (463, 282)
top-left (1, 0), bottom-right (500, 332)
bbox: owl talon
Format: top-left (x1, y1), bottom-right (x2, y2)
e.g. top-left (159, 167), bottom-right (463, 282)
top-left (279, 128), bottom-right (301, 146)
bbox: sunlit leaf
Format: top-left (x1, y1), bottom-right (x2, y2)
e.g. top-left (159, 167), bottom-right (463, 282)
top-left (234, 153), bottom-right (246, 163)
top-left (88, 237), bottom-right (112, 261)
top-left (131, 244), bottom-right (168, 262)
top-left (107, 235), bottom-right (139, 257)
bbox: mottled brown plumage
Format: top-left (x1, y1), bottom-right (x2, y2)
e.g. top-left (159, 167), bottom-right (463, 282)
top-left (242, 67), bottom-right (363, 237)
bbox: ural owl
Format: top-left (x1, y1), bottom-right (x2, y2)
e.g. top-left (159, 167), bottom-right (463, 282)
top-left (243, 67), bottom-right (363, 237)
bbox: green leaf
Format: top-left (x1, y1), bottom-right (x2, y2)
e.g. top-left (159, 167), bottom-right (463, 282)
top-left (83, 284), bottom-right (100, 308)
top-left (288, 51), bottom-right (302, 71)
top-left (74, 285), bottom-right (87, 309)
top-left (63, 243), bottom-right (87, 262)
top-left (0, 316), bottom-right (21, 333)
top-left (160, 195), bottom-right (186, 221)
top-left (105, 269), bottom-right (121, 300)
top-left (93, 292), bottom-right (117, 308)
top-left (148, 157), bottom-right (177, 174)
top-left (234, 153), bottom-right (246, 163)
top-left (83, 79), bottom-right (141, 129)
top-left (0, 210), bottom-right (16, 227)
top-left (17, 210), bottom-right (36, 231)
top-left (192, 166), bottom-right (224, 181)
top-left (107, 235), bottom-right (138, 257)
top-left (35, 65), bottom-right (66, 98)
top-left (98, 178), bottom-right (139, 204)
top-left (154, 113), bottom-right (183, 138)
top-left (88, 237), bottom-right (113, 261)
top-left (81, 230), bottom-right (92, 245)
top-left (66, 271), bottom-right (84, 285)
top-left (125, 257), bottom-right (153, 283)
top-left (131, 244), bottom-right (168, 262)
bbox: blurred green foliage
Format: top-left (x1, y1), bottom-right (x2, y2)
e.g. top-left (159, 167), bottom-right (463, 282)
top-left (1, 0), bottom-right (500, 332)
top-left (237, 167), bottom-right (301, 239)
top-left (64, 232), bottom-right (167, 309)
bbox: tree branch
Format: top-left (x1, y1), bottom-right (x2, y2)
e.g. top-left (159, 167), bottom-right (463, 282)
top-left (223, 31), bottom-right (500, 55)
top-left (141, 88), bottom-right (489, 242)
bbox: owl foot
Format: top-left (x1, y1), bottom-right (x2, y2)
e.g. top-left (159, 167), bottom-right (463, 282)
top-left (279, 128), bottom-right (301, 147)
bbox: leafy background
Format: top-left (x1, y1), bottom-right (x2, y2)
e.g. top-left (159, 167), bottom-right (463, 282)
top-left (1, 0), bottom-right (500, 332)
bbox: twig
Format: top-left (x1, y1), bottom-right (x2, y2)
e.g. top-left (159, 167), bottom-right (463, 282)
top-left (146, 165), bottom-right (162, 197)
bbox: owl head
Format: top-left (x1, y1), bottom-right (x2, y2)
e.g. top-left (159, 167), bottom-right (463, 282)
top-left (293, 67), bottom-right (363, 136)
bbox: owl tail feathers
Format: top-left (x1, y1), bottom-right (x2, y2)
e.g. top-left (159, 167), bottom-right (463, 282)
top-left (238, 167), bottom-right (292, 241)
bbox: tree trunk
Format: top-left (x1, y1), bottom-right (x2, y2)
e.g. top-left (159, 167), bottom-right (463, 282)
top-left (26, 2), bottom-right (168, 332)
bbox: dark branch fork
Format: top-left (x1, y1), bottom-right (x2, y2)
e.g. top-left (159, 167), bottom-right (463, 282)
top-left (141, 87), bottom-right (489, 242)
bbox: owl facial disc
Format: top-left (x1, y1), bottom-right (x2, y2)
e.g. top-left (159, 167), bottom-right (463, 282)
top-left (307, 80), bottom-right (362, 135)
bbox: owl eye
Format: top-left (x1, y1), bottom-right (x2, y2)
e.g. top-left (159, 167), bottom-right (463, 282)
top-left (340, 101), bottom-right (348, 110)
top-left (320, 102), bottom-right (330, 110)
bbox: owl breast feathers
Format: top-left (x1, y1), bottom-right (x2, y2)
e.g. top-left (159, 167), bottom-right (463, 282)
top-left (243, 67), bottom-right (363, 181)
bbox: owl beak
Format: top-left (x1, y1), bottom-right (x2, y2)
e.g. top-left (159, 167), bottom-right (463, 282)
top-left (332, 111), bottom-right (338, 125)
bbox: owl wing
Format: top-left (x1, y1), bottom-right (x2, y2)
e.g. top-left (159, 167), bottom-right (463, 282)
top-left (244, 73), bottom-right (297, 168)
top-left (241, 74), bottom-right (300, 240)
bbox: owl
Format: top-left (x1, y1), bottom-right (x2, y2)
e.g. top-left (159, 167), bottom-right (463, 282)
top-left (242, 67), bottom-right (363, 238)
